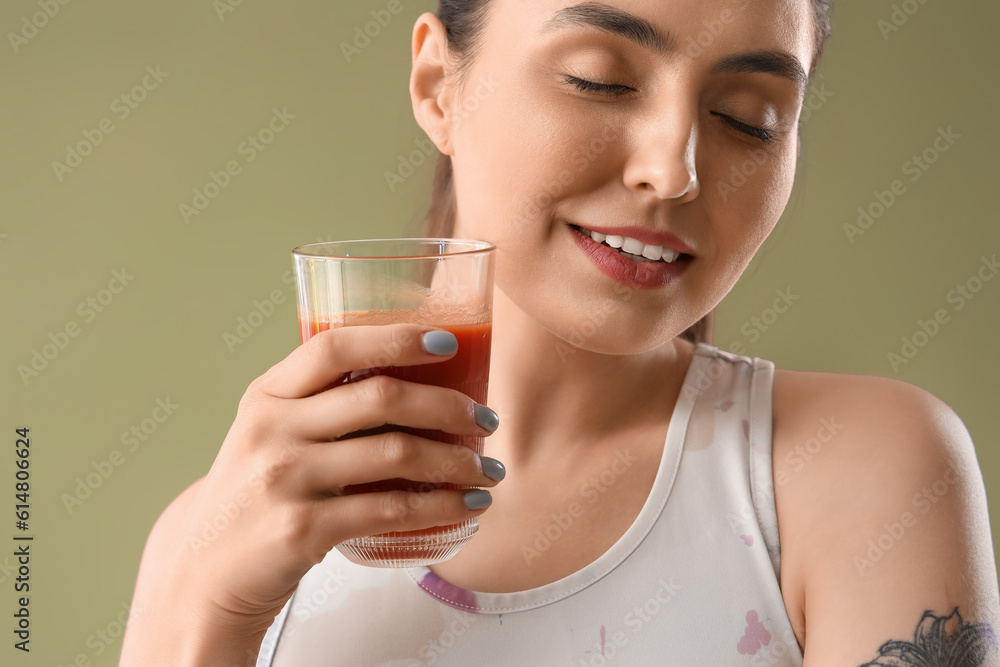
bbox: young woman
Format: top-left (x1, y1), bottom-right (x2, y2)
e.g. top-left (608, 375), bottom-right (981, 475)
top-left (121, 1), bottom-right (1000, 665)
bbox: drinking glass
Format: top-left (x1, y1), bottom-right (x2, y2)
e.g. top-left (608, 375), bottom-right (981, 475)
top-left (292, 238), bottom-right (496, 567)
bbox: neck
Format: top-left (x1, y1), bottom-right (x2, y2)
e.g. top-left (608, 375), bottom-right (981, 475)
top-left (482, 286), bottom-right (696, 467)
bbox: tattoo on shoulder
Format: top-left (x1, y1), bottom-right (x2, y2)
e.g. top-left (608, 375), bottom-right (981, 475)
top-left (861, 607), bottom-right (998, 667)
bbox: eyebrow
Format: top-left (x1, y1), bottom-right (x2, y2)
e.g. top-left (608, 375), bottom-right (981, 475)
top-left (541, 2), bottom-right (808, 92)
top-left (710, 51), bottom-right (808, 93)
top-left (541, 1), bottom-right (676, 59)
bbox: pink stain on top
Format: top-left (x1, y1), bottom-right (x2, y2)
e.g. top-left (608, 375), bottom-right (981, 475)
top-left (418, 571), bottom-right (479, 612)
top-left (716, 350), bottom-right (739, 363)
top-left (737, 610), bottom-right (772, 655)
top-left (718, 399), bottom-right (735, 412)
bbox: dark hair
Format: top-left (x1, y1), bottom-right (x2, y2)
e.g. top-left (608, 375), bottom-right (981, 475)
top-left (425, 0), bottom-right (834, 346)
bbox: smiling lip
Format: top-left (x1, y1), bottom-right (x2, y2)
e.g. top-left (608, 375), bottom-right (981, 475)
top-left (570, 222), bottom-right (695, 257)
top-left (569, 225), bottom-right (693, 289)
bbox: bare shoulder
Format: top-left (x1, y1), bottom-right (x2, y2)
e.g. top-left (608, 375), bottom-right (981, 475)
top-left (768, 368), bottom-right (1000, 663)
top-left (769, 366), bottom-right (980, 497)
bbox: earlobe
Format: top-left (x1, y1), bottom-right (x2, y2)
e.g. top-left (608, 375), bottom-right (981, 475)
top-left (410, 13), bottom-right (454, 156)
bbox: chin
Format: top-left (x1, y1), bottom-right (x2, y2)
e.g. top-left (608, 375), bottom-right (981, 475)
top-left (544, 310), bottom-right (690, 358)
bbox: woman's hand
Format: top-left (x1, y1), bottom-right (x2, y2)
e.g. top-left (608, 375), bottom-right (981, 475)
top-left (120, 324), bottom-right (503, 665)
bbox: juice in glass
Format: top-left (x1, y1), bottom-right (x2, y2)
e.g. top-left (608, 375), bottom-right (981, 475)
top-left (292, 239), bottom-right (495, 567)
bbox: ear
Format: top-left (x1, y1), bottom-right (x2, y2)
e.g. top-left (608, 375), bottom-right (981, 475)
top-left (410, 13), bottom-right (456, 156)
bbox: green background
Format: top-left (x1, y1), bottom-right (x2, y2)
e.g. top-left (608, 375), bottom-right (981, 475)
top-left (0, 0), bottom-right (996, 663)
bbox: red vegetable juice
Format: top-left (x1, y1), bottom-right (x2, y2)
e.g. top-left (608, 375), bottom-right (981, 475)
top-left (299, 313), bottom-right (492, 547)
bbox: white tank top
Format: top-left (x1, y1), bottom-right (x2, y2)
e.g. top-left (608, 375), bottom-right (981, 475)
top-left (256, 341), bottom-right (803, 665)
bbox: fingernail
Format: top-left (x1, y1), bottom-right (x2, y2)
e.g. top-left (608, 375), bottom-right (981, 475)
top-left (474, 404), bottom-right (500, 433)
top-left (422, 330), bottom-right (458, 356)
top-left (480, 456), bottom-right (506, 482)
top-left (464, 490), bottom-right (493, 510)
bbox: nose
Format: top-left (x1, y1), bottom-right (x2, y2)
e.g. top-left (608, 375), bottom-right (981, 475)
top-left (622, 113), bottom-right (700, 202)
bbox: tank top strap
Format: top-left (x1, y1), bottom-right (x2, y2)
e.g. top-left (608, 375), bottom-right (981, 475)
top-left (747, 354), bottom-right (782, 581)
top-left (688, 343), bottom-right (782, 581)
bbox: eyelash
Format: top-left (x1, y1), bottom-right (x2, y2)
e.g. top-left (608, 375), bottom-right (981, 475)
top-left (563, 75), bottom-right (777, 144)
top-left (563, 74), bottom-right (634, 97)
top-left (711, 112), bottom-right (776, 144)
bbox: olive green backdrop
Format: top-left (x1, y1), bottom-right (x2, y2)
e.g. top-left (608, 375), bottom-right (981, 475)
top-left (0, 0), bottom-right (996, 663)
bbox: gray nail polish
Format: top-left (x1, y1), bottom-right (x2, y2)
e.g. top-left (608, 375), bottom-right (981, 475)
top-left (480, 456), bottom-right (506, 482)
top-left (474, 404), bottom-right (500, 433)
top-left (422, 331), bottom-right (458, 356)
top-left (464, 490), bottom-right (493, 510)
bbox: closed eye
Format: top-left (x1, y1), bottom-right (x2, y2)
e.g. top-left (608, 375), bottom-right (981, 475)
top-left (711, 112), bottom-right (776, 144)
top-left (563, 74), bottom-right (634, 97)
top-left (563, 75), bottom-right (776, 144)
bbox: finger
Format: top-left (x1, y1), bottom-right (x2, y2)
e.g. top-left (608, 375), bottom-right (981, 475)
top-left (313, 488), bottom-right (493, 551)
top-left (298, 431), bottom-right (505, 492)
top-left (253, 323), bottom-right (458, 400)
top-left (289, 376), bottom-right (498, 441)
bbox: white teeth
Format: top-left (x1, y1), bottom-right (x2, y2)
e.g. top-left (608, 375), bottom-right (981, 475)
top-left (622, 238), bottom-right (644, 255)
top-left (583, 226), bottom-right (683, 263)
top-left (642, 245), bottom-right (664, 261)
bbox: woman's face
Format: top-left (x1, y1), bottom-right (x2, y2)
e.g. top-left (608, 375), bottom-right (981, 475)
top-left (427, 0), bottom-right (816, 355)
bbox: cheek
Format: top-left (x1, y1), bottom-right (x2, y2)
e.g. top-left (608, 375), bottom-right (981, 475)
top-left (451, 80), bottom-right (618, 239)
top-left (702, 140), bottom-right (797, 260)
